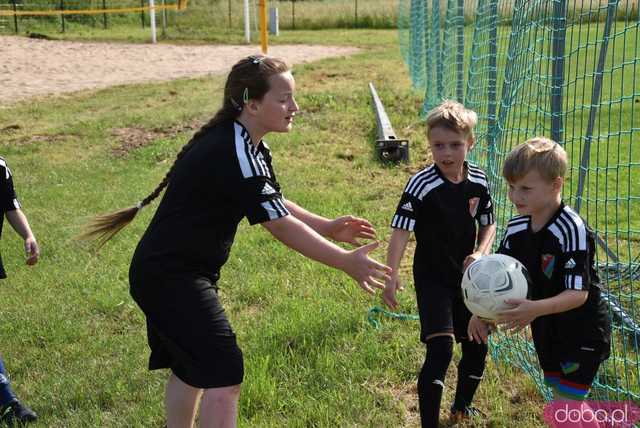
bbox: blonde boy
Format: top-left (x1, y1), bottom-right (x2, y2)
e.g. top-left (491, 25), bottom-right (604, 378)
top-left (383, 100), bottom-right (496, 427)
top-left (468, 137), bottom-right (611, 401)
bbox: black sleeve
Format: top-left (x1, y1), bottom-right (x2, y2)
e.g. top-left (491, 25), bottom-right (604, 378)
top-left (0, 161), bottom-right (20, 212)
top-left (390, 177), bottom-right (423, 232)
top-left (556, 231), bottom-right (595, 291)
top-left (237, 175), bottom-right (289, 225)
top-left (475, 184), bottom-right (495, 227)
top-left (496, 232), bottom-right (513, 257)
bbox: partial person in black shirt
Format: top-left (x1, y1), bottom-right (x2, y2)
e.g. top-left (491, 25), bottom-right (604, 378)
top-left (0, 158), bottom-right (39, 425)
top-left (81, 55), bottom-right (391, 428)
top-left (469, 137), bottom-right (610, 403)
top-left (383, 101), bottom-right (496, 427)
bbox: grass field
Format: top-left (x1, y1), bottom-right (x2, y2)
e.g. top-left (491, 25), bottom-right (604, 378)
top-left (0, 0), bottom-right (400, 38)
top-left (0, 29), bottom-right (558, 427)
top-left (2, 0), bottom-right (637, 41)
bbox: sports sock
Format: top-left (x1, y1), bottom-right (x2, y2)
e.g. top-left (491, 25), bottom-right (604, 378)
top-left (452, 340), bottom-right (487, 411)
top-left (418, 335), bottom-right (454, 428)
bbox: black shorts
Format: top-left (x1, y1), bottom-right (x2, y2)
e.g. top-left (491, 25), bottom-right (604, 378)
top-left (414, 280), bottom-right (472, 343)
top-left (540, 349), bottom-right (604, 400)
top-left (129, 268), bottom-right (243, 389)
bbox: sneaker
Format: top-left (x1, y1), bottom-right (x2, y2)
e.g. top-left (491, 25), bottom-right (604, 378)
top-left (0, 400), bottom-right (38, 425)
top-left (449, 405), bottom-right (484, 423)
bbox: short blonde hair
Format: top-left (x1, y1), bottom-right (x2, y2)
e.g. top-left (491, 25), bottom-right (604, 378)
top-left (502, 137), bottom-right (567, 182)
top-left (425, 100), bottom-right (478, 140)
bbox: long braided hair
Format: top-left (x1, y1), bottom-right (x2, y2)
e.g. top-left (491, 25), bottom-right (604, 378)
top-left (80, 55), bottom-right (290, 247)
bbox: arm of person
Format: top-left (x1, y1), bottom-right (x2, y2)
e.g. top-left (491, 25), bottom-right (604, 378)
top-left (283, 199), bottom-right (376, 245)
top-left (261, 214), bottom-right (391, 294)
top-left (5, 209), bottom-right (39, 265)
top-left (467, 314), bottom-right (496, 344)
top-left (463, 223), bottom-right (497, 270)
top-left (382, 228), bottom-right (410, 309)
top-left (497, 290), bottom-right (588, 332)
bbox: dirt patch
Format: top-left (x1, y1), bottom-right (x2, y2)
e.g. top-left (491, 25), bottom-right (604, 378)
top-left (110, 119), bottom-right (203, 157)
top-left (1, 36), bottom-right (359, 105)
top-left (6, 133), bottom-right (79, 146)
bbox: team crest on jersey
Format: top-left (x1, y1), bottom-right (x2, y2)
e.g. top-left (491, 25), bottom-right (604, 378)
top-left (468, 197), bottom-right (480, 217)
top-left (541, 254), bottom-right (555, 279)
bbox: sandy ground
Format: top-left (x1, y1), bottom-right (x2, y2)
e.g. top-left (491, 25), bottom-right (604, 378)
top-left (0, 36), bottom-right (358, 105)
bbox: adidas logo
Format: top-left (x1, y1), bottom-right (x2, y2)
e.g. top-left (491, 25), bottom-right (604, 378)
top-left (564, 258), bottom-right (576, 269)
top-left (401, 202), bottom-right (413, 212)
top-left (261, 183), bottom-right (277, 195)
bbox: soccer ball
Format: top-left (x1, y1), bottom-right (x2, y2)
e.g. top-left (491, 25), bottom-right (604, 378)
top-left (461, 254), bottom-right (530, 320)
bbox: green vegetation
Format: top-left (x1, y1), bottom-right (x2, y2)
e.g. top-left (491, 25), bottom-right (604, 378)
top-left (0, 29), bottom-right (549, 426)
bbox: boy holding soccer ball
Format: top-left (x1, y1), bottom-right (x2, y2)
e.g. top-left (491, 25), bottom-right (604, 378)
top-left (383, 100), bottom-right (497, 427)
top-left (468, 137), bottom-right (610, 402)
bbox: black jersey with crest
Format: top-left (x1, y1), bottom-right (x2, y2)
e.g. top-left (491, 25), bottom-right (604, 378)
top-left (497, 203), bottom-right (610, 360)
top-left (391, 162), bottom-right (495, 287)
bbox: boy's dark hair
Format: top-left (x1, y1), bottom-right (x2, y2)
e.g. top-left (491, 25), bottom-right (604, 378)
top-left (79, 55), bottom-right (290, 247)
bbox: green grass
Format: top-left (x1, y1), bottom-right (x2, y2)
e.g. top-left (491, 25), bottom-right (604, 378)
top-left (0, 29), bottom-right (553, 426)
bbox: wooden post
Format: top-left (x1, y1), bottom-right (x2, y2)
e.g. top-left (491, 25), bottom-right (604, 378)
top-left (140, 0), bottom-right (145, 28)
top-left (60, 0), bottom-right (65, 33)
top-left (11, 0), bottom-right (18, 33)
top-left (103, 0), bottom-right (107, 29)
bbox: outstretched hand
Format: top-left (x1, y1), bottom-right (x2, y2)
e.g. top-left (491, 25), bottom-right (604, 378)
top-left (326, 216), bottom-right (376, 246)
top-left (344, 241), bottom-right (392, 294)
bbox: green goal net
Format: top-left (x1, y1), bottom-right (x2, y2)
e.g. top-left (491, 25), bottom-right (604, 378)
top-left (399, 0), bottom-right (640, 402)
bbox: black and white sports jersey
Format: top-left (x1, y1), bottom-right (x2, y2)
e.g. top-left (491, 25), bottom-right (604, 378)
top-left (0, 157), bottom-right (21, 278)
top-left (131, 119), bottom-right (290, 281)
top-left (391, 162), bottom-right (495, 285)
top-left (497, 203), bottom-right (610, 360)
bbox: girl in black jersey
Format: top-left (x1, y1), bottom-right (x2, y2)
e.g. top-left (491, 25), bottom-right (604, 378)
top-left (82, 55), bottom-right (391, 427)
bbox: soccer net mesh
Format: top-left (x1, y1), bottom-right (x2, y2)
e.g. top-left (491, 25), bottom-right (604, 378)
top-left (399, 0), bottom-right (639, 402)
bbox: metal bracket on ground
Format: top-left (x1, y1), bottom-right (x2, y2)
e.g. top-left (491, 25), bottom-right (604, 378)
top-left (369, 82), bottom-right (409, 163)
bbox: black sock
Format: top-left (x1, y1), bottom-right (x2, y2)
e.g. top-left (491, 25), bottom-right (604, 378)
top-left (452, 340), bottom-right (488, 411)
top-left (418, 336), bottom-right (453, 428)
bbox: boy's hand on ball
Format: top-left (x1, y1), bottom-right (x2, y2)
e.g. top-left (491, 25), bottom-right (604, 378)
top-left (467, 314), bottom-right (493, 344)
top-left (463, 251), bottom-right (483, 271)
top-left (496, 298), bottom-right (539, 332)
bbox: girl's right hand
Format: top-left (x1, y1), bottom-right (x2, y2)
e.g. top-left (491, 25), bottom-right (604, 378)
top-left (343, 241), bottom-right (392, 294)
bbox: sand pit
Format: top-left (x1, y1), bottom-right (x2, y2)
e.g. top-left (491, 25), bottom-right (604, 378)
top-left (0, 36), bottom-right (358, 105)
